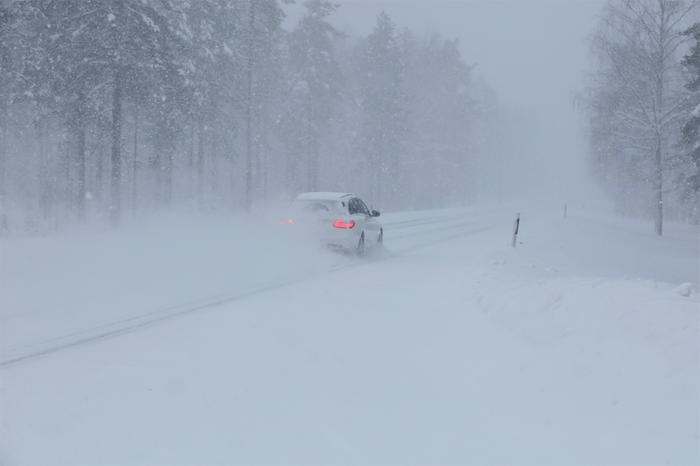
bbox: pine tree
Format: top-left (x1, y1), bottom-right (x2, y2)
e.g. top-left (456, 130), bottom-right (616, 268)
top-left (240, 0), bottom-right (285, 210)
top-left (403, 34), bottom-right (475, 206)
top-left (285, 0), bottom-right (343, 192)
top-left (15, 0), bottom-right (187, 224)
top-left (357, 12), bottom-right (408, 205)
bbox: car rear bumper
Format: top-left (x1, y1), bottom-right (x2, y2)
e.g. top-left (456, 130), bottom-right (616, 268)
top-left (322, 230), bottom-right (360, 251)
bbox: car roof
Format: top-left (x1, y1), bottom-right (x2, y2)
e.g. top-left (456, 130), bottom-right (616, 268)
top-left (295, 192), bottom-right (355, 202)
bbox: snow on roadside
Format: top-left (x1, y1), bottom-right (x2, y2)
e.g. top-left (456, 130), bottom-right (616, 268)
top-left (0, 205), bottom-right (698, 465)
top-left (0, 213), bottom-right (346, 360)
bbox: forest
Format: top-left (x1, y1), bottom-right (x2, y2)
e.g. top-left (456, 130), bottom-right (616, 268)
top-left (1, 0), bottom-right (700, 236)
top-left (0, 0), bottom-right (506, 231)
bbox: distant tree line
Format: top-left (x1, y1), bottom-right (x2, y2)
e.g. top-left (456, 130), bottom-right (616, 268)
top-left (0, 0), bottom-right (505, 232)
top-left (585, 0), bottom-right (700, 233)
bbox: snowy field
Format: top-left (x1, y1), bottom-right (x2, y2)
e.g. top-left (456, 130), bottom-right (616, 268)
top-left (1, 204), bottom-right (698, 465)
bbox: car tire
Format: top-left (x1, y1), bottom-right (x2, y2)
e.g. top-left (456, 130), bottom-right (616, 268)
top-left (357, 233), bottom-right (366, 256)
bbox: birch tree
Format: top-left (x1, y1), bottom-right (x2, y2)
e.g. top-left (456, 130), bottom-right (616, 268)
top-left (590, 0), bottom-right (698, 235)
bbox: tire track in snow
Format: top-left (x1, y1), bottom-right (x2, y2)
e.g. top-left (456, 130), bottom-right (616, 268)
top-left (0, 215), bottom-right (505, 368)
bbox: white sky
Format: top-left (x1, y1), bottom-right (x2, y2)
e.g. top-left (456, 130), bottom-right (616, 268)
top-left (285, 0), bottom-right (607, 201)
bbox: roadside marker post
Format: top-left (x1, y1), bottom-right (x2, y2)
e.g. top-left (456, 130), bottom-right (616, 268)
top-left (512, 213), bottom-right (520, 248)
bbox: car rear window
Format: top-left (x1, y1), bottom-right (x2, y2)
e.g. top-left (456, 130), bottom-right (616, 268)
top-left (293, 200), bottom-right (340, 213)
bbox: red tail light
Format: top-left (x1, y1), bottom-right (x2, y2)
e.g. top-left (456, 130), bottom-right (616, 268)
top-left (333, 219), bottom-right (356, 229)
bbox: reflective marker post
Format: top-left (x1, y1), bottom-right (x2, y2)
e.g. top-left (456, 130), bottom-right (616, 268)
top-left (512, 213), bottom-right (520, 248)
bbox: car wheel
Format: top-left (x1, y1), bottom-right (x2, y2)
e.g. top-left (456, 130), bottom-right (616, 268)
top-left (357, 233), bottom-right (366, 256)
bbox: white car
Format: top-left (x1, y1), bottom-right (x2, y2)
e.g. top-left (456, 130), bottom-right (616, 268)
top-left (289, 192), bottom-right (383, 254)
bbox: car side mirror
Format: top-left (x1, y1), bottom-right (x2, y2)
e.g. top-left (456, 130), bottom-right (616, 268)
top-left (371, 210), bottom-right (381, 218)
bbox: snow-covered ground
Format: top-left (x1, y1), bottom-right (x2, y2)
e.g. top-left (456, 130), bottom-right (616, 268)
top-left (1, 204), bottom-right (698, 465)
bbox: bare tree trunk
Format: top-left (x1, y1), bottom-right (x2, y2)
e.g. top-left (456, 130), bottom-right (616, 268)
top-left (308, 134), bottom-right (319, 192)
top-left (375, 141), bottom-right (383, 205)
top-left (260, 138), bottom-right (270, 199)
top-left (0, 115), bottom-right (4, 200)
top-left (164, 143), bottom-right (173, 206)
top-left (197, 121), bottom-right (205, 211)
top-left (96, 135), bottom-right (104, 207)
top-left (188, 121), bottom-right (195, 198)
top-left (75, 91), bottom-right (87, 221)
top-left (155, 118), bottom-right (173, 208)
top-left (654, 0), bottom-right (668, 237)
top-left (37, 119), bottom-right (51, 224)
top-left (151, 143), bottom-right (163, 206)
top-left (0, 108), bottom-right (8, 231)
top-left (244, 0), bottom-right (256, 211)
top-left (110, 67), bottom-right (123, 226)
top-left (285, 145), bottom-right (298, 197)
top-left (252, 138), bottom-right (259, 203)
top-left (59, 138), bottom-right (71, 229)
top-left (654, 138), bottom-right (663, 236)
top-left (306, 101), bottom-right (319, 192)
top-left (210, 134), bottom-right (219, 210)
top-left (131, 105), bottom-right (139, 213)
top-left (305, 132), bottom-right (312, 192)
top-left (93, 103), bottom-right (106, 209)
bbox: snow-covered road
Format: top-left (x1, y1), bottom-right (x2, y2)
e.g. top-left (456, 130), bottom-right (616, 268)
top-left (0, 208), bottom-right (505, 367)
top-left (1, 205), bottom-right (698, 465)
